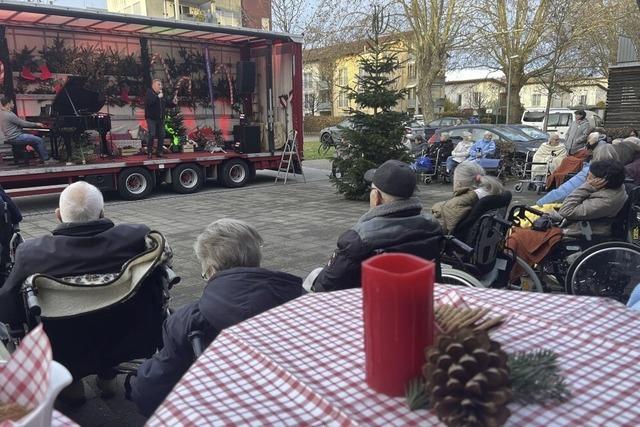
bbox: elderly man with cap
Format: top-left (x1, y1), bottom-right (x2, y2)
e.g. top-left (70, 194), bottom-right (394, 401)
top-left (304, 160), bottom-right (443, 292)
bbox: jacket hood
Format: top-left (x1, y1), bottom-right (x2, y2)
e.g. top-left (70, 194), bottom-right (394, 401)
top-left (198, 267), bottom-right (302, 330)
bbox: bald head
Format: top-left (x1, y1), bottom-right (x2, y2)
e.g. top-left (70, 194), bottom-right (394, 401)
top-left (58, 181), bottom-right (104, 223)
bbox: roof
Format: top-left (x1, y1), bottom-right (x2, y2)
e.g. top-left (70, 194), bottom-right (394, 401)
top-left (0, 0), bottom-right (302, 45)
top-left (445, 69), bottom-right (505, 83)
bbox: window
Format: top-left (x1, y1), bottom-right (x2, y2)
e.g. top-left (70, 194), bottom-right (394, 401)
top-left (338, 91), bottom-right (349, 108)
top-left (547, 113), bottom-right (572, 127)
top-left (303, 72), bottom-right (313, 91)
top-left (457, 94), bottom-right (462, 106)
top-left (261, 18), bottom-right (270, 30)
top-left (407, 87), bottom-right (415, 100)
top-left (407, 63), bottom-right (416, 80)
top-left (304, 94), bottom-right (316, 112)
top-left (531, 94), bottom-right (542, 107)
top-left (579, 94), bottom-right (587, 105)
top-left (523, 111), bottom-right (545, 122)
top-left (338, 68), bottom-right (348, 87)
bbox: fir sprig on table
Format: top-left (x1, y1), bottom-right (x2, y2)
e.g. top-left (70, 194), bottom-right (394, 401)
top-left (405, 377), bottom-right (428, 410)
top-left (508, 350), bottom-right (571, 404)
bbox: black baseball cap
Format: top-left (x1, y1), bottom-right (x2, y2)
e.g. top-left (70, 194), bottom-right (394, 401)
top-left (364, 160), bottom-right (416, 198)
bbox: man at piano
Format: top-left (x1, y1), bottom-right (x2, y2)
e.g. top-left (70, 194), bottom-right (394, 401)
top-left (144, 79), bottom-right (177, 159)
top-left (0, 97), bottom-right (50, 163)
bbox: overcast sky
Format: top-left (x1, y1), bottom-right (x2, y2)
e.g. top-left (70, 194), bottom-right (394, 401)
top-left (50, 0), bottom-right (107, 9)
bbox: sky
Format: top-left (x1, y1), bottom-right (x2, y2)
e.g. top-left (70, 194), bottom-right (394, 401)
top-left (44, 0), bottom-right (107, 10)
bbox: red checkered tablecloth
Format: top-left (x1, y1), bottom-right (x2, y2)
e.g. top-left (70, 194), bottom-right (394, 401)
top-left (52, 410), bottom-right (79, 427)
top-left (148, 285), bottom-right (640, 426)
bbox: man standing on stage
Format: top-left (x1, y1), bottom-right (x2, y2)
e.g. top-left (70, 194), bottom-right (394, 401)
top-left (144, 79), bottom-right (176, 159)
top-left (0, 97), bottom-right (50, 163)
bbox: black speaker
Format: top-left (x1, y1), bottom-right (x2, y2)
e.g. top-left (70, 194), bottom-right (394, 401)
top-left (233, 125), bottom-right (261, 153)
top-left (236, 61), bottom-right (256, 93)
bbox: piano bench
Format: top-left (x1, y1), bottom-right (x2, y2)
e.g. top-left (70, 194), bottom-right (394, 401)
top-left (6, 141), bottom-right (37, 165)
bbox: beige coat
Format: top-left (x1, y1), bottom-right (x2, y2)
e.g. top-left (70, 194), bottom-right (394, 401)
top-left (431, 188), bottom-right (479, 234)
top-left (531, 143), bottom-right (567, 178)
top-left (559, 183), bottom-right (628, 236)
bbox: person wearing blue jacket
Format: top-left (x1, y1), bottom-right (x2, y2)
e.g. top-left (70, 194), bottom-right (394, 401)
top-left (537, 144), bottom-right (617, 205)
top-left (468, 131), bottom-right (496, 159)
top-left (132, 219), bottom-right (303, 417)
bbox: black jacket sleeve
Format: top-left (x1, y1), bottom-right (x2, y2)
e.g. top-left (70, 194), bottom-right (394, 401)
top-left (0, 187), bottom-right (22, 224)
top-left (132, 301), bottom-right (218, 417)
top-left (313, 229), bottom-right (371, 292)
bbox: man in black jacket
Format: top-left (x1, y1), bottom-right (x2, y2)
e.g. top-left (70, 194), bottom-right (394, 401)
top-left (306, 160), bottom-right (443, 292)
top-left (144, 79), bottom-right (176, 158)
top-left (132, 219), bottom-right (303, 417)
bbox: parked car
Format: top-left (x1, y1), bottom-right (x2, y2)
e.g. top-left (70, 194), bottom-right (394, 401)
top-left (521, 108), bottom-right (603, 139)
top-left (429, 124), bottom-right (547, 176)
top-left (403, 119), bottom-right (426, 146)
top-left (424, 116), bottom-right (469, 140)
top-left (320, 119), bottom-right (355, 147)
top-left (506, 125), bottom-right (551, 141)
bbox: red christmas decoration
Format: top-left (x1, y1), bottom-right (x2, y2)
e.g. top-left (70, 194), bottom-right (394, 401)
top-left (20, 66), bottom-right (36, 81)
top-left (38, 64), bottom-right (52, 80)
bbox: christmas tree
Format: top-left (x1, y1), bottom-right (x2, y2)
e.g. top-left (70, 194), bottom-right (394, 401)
top-left (164, 106), bottom-right (186, 152)
top-left (331, 5), bottom-right (409, 200)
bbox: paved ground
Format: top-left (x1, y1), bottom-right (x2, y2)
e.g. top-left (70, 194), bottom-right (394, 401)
top-left (13, 160), bottom-right (539, 426)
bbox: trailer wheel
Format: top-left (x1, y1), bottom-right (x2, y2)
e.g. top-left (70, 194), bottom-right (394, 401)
top-left (118, 167), bottom-right (154, 200)
top-left (221, 159), bottom-right (249, 188)
top-left (171, 163), bottom-right (203, 194)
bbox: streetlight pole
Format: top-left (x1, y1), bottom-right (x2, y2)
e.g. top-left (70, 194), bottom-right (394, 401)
top-left (505, 54), bottom-right (519, 125)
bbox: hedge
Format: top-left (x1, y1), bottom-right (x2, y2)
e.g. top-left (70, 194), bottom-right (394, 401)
top-left (304, 116), bottom-right (344, 133)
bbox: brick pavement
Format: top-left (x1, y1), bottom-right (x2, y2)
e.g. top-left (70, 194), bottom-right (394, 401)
top-left (12, 161), bottom-right (539, 426)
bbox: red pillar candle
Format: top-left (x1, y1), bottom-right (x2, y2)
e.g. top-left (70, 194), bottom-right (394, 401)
top-left (362, 253), bottom-right (435, 396)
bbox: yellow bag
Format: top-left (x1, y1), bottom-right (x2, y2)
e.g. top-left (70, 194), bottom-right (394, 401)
top-left (518, 203), bottom-right (562, 228)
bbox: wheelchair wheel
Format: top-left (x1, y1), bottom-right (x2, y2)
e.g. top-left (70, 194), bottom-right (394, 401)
top-left (441, 268), bottom-right (484, 287)
top-left (565, 242), bottom-right (640, 303)
top-left (506, 255), bottom-right (544, 292)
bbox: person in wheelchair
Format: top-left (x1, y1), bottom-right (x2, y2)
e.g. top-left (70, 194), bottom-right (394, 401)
top-left (468, 132), bottom-right (496, 160)
top-left (530, 133), bottom-right (566, 180)
top-left (508, 159), bottom-right (628, 276)
top-left (0, 181), bottom-right (172, 402)
top-left (446, 131), bottom-right (475, 174)
top-left (304, 160), bottom-right (443, 292)
top-left (537, 143), bottom-right (618, 206)
top-left (432, 162), bottom-right (504, 234)
top-left (545, 132), bottom-right (602, 191)
top-left (132, 219), bottom-right (303, 416)
top-left (425, 132), bottom-right (454, 159)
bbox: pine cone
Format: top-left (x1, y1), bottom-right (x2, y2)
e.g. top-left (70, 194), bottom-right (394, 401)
top-left (423, 328), bottom-right (512, 427)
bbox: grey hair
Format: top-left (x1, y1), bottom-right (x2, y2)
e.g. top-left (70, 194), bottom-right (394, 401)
top-left (194, 218), bottom-right (263, 276)
top-left (592, 144), bottom-right (618, 162)
top-left (453, 161), bottom-right (504, 195)
top-left (59, 181), bottom-right (104, 223)
top-left (440, 132), bottom-right (450, 139)
top-left (152, 78), bottom-right (162, 84)
top-left (587, 132), bottom-right (600, 145)
top-left (462, 131), bottom-right (473, 140)
top-left (548, 133), bottom-right (560, 141)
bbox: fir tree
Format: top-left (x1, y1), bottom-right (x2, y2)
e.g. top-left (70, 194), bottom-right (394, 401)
top-left (164, 107), bottom-right (186, 152)
top-left (331, 5), bottom-right (409, 200)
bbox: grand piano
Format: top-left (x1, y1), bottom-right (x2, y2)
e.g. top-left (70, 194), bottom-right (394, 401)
top-left (27, 76), bottom-right (112, 161)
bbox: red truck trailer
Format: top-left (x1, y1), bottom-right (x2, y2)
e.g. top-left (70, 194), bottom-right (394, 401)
top-left (0, 2), bottom-right (303, 199)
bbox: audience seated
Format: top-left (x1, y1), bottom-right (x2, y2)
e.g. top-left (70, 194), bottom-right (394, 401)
top-left (304, 160), bottom-right (442, 292)
top-left (545, 132), bottom-right (601, 191)
top-left (531, 133), bottom-right (566, 179)
top-left (468, 132), bottom-right (496, 160)
top-left (0, 181), bottom-right (170, 402)
top-left (425, 132), bottom-right (454, 159)
top-left (431, 162), bottom-right (504, 234)
top-left (446, 131), bottom-right (474, 174)
top-left (508, 160), bottom-right (628, 276)
top-left (132, 219), bottom-right (303, 416)
top-left (537, 143), bottom-right (618, 205)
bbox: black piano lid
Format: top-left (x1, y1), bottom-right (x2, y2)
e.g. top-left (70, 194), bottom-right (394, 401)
top-left (51, 76), bottom-right (106, 116)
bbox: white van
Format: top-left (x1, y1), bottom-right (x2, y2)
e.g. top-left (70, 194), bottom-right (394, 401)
top-left (521, 108), bottom-right (603, 139)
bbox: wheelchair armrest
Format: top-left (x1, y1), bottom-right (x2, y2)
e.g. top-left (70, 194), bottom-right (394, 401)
top-left (160, 265), bottom-right (180, 289)
top-left (188, 330), bottom-right (205, 359)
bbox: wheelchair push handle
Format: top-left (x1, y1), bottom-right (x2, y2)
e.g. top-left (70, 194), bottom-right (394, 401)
top-left (188, 330), bottom-right (205, 359)
top-left (24, 286), bottom-right (41, 317)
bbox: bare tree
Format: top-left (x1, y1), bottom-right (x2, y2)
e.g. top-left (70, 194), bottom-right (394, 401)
top-left (271, 0), bottom-right (312, 33)
top-left (395, 0), bottom-right (469, 121)
top-left (304, 92), bottom-right (321, 115)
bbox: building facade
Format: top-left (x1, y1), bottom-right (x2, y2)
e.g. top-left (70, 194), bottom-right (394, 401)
top-left (106, 0), bottom-right (270, 29)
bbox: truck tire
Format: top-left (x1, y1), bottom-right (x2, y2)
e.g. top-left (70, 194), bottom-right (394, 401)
top-left (171, 163), bottom-right (204, 194)
top-left (117, 167), bottom-right (154, 200)
top-left (220, 159), bottom-right (249, 188)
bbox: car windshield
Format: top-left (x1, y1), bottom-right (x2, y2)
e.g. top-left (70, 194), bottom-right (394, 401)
top-left (523, 111), bottom-right (545, 122)
top-left (405, 120), bottom-right (421, 128)
top-left (511, 126), bottom-right (548, 140)
top-left (338, 120), bottom-right (353, 128)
